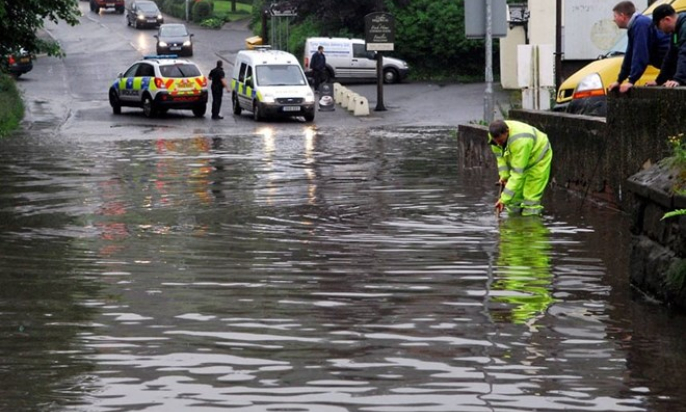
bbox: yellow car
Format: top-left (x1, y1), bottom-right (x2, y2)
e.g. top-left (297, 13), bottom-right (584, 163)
top-left (554, 0), bottom-right (686, 116)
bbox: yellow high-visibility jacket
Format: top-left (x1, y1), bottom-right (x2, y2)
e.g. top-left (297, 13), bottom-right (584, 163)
top-left (489, 120), bottom-right (552, 205)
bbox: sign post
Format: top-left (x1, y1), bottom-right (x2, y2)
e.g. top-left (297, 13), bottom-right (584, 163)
top-left (365, 13), bottom-right (395, 112)
top-left (464, 0), bottom-right (508, 122)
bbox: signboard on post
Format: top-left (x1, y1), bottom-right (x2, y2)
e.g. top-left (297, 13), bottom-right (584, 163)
top-left (365, 12), bottom-right (395, 111)
top-left (364, 13), bottom-right (395, 51)
top-left (464, 0), bottom-right (508, 39)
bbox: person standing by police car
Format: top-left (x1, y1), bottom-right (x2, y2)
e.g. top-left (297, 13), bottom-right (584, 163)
top-left (208, 60), bottom-right (230, 119)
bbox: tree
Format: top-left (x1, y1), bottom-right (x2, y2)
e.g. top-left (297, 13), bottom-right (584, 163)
top-left (0, 0), bottom-right (80, 57)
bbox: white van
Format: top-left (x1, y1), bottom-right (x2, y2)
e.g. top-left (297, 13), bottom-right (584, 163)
top-left (303, 37), bottom-right (410, 84)
top-left (231, 47), bottom-right (315, 122)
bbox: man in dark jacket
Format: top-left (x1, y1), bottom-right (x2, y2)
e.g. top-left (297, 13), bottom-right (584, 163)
top-left (652, 4), bottom-right (686, 87)
top-left (208, 60), bottom-right (231, 119)
top-left (607, 1), bottom-right (670, 93)
top-left (310, 46), bottom-right (327, 91)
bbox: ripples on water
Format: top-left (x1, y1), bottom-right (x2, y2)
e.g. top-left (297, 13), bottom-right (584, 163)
top-left (1, 127), bottom-right (686, 412)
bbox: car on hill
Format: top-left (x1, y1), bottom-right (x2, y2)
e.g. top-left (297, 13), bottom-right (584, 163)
top-left (155, 24), bottom-right (194, 57)
top-left (90, 0), bottom-right (125, 14)
top-left (126, 0), bottom-right (164, 29)
top-left (108, 56), bottom-right (208, 118)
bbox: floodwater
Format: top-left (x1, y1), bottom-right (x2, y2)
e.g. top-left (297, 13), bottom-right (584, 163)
top-left (1, 126), bottom-right (686, 412)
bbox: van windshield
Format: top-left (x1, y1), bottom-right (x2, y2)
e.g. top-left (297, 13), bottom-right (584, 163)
top-left (256, 65), bottom-right (307, 86)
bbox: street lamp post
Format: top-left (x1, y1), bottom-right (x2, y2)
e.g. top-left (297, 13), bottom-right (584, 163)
top-left (484, 0), bottom-right (494, 123)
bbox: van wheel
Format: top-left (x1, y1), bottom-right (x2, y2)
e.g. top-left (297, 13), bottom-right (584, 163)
top-left (233, 94), bottom-right (242, 115)
top-left (253, 102), bottom-right (263, 121)
top-left (304, 112), bottom-right (314, 122)
top-left (383, 68), bottom-right (399, 84)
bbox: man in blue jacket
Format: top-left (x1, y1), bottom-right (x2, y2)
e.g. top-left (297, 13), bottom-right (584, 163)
top-left (607, 1), bottom-right (670, 93)
top-left (653, 3), bottom-right (686, 87)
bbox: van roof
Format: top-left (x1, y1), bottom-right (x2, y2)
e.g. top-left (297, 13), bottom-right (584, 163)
top-left (237, 49), bottom-right (300, 65)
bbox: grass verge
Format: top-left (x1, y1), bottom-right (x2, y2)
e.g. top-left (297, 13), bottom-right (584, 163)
top-left (212, 1), bottom-right (251, 22)
top-left (0, 74), bottom-right (24, 138)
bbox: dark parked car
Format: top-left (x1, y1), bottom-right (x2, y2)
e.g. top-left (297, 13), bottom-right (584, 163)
top-left (3, 49), bottom-right (33, 77)
top-left (126, 0), bottom-right (164, 29)
top-left (155, 24), bottom-right (194, 57)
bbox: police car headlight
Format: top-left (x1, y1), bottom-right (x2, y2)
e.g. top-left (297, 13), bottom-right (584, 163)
top-left (183, 40), bottom-right (192, 46)
top-left (158, 41), bottom-right (168, 47)
top-left (305, 92), bottom-right (315, 103)
top-left (262, 94), bottom-right (275, 103)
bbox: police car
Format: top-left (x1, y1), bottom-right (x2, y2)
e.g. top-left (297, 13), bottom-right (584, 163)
top-left (109, 56), bottom-right (208, 118)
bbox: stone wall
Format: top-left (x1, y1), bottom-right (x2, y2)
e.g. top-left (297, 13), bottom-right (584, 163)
top-left (626, 165), bottom-right (686, 308)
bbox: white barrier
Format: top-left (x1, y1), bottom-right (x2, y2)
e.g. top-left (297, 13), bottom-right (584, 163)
top-left (353, 96), bottom-right (370, 116)
top-left (339, 88), bottom-right (349, 107)
top-left (333, 82), bottom-right (342, 102)
top-left (344, 91), bottom-right (356, 110)
top-left (348, 94), bottom-right (359, 112)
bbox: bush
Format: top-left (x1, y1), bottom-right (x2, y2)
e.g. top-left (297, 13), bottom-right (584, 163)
top-left (0, 74), bottom-right (24, 137)
top-left (200, 17), bottom-right (224, 29)
top-left (160, 0), bottom-right (189, 20)
top-left (192, 0), bottom-right (213, 23)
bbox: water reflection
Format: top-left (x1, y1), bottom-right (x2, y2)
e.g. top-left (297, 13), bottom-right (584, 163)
top-left (1, 128), bottom-right (686, 411)
top-left (491, 216), bottom-right (555, 325)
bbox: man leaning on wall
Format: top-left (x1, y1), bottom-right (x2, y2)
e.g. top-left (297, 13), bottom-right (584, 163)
top-left (607, 1), bottom-right (670, 93)
top-left (650, 4), bottom-right (686, 87)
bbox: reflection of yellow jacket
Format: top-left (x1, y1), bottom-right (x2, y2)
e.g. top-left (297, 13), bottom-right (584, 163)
top-left (491, 217), bottom-right (555, 325)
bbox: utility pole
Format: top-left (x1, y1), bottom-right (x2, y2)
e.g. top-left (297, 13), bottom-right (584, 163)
top-left (555, 0), bottom-right (563, 90)
top-left (484, 0), bottom-right (494, 123)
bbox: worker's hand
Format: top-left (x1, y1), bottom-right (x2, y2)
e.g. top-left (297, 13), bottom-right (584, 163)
top-left (619, 82), bottom-right (634, 93)
top-left (645, 81), bottom-right (658, 87)
top-left (664, 80), bottom-right (680, 88)
top-left (495, 200), bottom-right (505, 214)
top-left (607, 82), bottom-right (620, 92)
top-left (498, 178), bottom-right (508, 186)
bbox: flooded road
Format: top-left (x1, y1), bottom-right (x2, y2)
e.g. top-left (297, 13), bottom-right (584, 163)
top-left (1, 127), bottom-right (686, 412)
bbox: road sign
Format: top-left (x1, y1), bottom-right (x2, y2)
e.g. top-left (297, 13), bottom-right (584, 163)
top-left (365, 13), bottom-right (395, 52)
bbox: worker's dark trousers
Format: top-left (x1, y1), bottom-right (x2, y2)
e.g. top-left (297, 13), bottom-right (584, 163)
top-left (211, 88), bottom-right (222, 117)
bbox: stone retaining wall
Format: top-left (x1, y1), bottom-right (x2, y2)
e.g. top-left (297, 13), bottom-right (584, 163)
top-left (626, 165), bottom-right (686, 308)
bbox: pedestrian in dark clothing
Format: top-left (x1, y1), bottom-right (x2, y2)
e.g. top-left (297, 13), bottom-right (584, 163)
top-left (310, 46), bottom-right (327, 91)
top-left (208, 60), bottom-right (230, 119)
top-left (607, 1), bottom-right (670, 93)
top-left (652, 4), bottom-right (686, 87)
